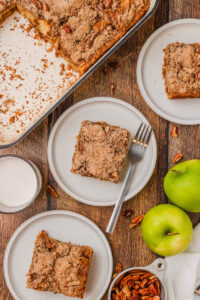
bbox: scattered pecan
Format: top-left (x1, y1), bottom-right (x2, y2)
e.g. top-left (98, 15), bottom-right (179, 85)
top-left (32, 0), bottom-right (42, 9)
top-left (110, 83), bottom-right (115, 95)
top-left (171, 125), bottom-right (178, 137)
top-left (63, 24), bottom-right (71, 33)
top-left (123, 209), bottom-right (133, 217)
top-left (130, 214), bottom-right (144, 229)
top-left (111, 270), bottom-right (161, 300)
top-left (46, 184), bottom-right (59, 198)
top-left (43, 2), bottom-right (49, 11)
top-left (113, 262), bottom-right (122, 278)
top-left (108, 61), bottom-right (120, 69)
top-left (0, 94), bottom-right (3, 98)
top-left (0, 1), bottom-right (5, 6)
top-left (173, 152), bottom-right (183, 164)
top-left (102, 66), bottom-right (109, 74)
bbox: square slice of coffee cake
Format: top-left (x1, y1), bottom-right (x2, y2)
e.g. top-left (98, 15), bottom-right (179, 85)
top-left (71, 120), bottom-right (130, 183)
top-left (163, 42), bottom-right (200, 99)
top-left (27, 230), bottom-right (93, 298)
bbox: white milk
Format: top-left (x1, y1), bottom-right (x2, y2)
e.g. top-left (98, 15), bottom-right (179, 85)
top-left (0, 156), bottom-right (38, 207)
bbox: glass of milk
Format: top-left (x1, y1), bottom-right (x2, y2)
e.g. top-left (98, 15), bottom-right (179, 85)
top-left (0, 155), bottom-right (42, 213)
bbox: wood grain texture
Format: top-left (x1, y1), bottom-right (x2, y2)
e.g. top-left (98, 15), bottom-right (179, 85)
top-left (0, 1), bottom-right (200, 299)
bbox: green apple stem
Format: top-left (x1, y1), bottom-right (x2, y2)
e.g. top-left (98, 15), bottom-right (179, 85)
top-left (166, 232), bottom-right (179, 236)
top-left (171, 170), bottom-right (183, 175)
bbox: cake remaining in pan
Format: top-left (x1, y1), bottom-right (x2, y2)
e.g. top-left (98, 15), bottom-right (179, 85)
top-left (71, 120), bottom-right (130, 183)
top-left (0, 0), bottom-right (150, 73)
top-left (162, 42), bottom-right (200, 99)
top-left (27, 230), bottom-right (93, 298)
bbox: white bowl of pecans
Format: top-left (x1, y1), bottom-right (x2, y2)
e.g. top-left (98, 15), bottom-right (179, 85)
top-left (108, 258), bottom-right (167, 300)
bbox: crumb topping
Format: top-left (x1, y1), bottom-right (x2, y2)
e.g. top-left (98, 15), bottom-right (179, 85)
top-left (71, 120), bottom-right (130, 183)
top-left (27, 230), bottom-right (93, 298)
top-left (1, 0), bottom-right (150, 71)
top-left (163, 42), bottom-right (200, 98)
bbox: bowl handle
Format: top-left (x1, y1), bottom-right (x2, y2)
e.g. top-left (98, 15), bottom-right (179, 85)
top-left (146, 258), bottom-right (167, 280)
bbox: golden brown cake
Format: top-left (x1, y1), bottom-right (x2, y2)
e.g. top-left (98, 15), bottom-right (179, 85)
top-left (71, 120), bottom-right (130, 183)
top-left (27, 230), bottom-right (93, 298)
top-left (162, 42), bottom-right (200, 99)
top-left (0, 0), bottom-right (15, 24)
top-left (0, 0), bottom-right (150, 73)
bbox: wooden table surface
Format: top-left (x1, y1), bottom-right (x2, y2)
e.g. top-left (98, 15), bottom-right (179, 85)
top-left (1, 0), bottom-right (200, 299)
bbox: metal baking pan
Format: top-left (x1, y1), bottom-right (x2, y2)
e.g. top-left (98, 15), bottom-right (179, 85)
top-left (0, 0), bottom-right (158, 149)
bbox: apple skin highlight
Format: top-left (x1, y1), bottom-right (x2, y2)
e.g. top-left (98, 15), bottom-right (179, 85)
top-left (164, 159), bottom-right (200, 213)
top-left (141, 204), bottom-right (193, 257)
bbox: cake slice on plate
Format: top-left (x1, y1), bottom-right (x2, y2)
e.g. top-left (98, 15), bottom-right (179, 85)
top-left (162, 42), bottom-right (200, 99)
top-left (71, 120), bottom-right (130, 183)
top-left (27, 230), bottom-right (93, 298)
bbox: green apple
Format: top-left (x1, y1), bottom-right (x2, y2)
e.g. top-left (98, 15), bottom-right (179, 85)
top-left (164, 159), bottom-right (200, 212)
top-left (141, 204), bottom-right (193, 256)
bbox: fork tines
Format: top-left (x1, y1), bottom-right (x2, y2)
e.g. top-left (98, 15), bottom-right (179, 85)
top-left (133, 123), bottom-right (152, 147)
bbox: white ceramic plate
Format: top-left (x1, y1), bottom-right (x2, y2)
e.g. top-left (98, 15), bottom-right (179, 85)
top-left (137, 19), bottom-right (200, 125)
top-left (47, 97), bottom-right (157, 206)
top-left (4, 210), bottom-right (113, 300)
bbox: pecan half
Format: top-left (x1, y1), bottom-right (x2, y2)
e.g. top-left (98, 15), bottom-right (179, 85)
top-left (46, 184), bottom-right (59, 198)
top-left (130, 215), bottom-right (144, 229)
top-left (113, 262), bottom-right (122, 278)
top-left (173, 152), bottom-right (183, 164)
top-left (110, 83), bottom-right (115, 95)
top-left (123, 209), bottom-right (133, 217)
top-left (102, 66), bottom-right (109, 74)
top-left (171, 125), bottom-right (178, 137)
top-left (123, 283), bottom-right (131, 297)
top-left (32, 0), bottom-right (42, 9)
top-left (0, 1), bottom-right (5, 6)
top-left (139, 288), bottom-right (150, 295)
top-left (149, 284), bottom-right (157, 296)
top-left (108, 61), bottom-right (120, 69)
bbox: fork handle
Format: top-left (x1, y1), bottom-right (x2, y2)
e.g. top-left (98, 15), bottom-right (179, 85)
top-left (106, 163), bottom-right (135, 234)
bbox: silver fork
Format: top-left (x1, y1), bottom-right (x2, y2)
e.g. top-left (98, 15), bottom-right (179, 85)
top-left (106, 123), bottom-right (152, 234)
